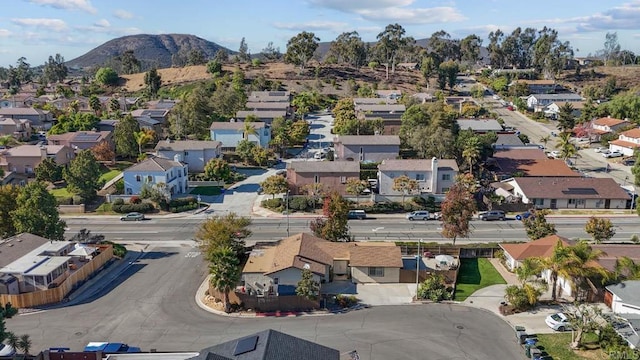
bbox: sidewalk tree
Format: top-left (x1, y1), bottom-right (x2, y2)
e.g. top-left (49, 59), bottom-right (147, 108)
top-left (301, 183), bottom-right (325, 209)
top-left (345, 178), bottom-right (368, 205)
top-left (440, 174), bottom-right (476, 245)
top-left (0, 185), bottom-right (20, 238)
top-left (296, 268), bottom-right (320, 300)
top-left (309, 192), bottom-right (350, 242)
top-left (203, 158), bottom-right (231, 183)
top-left (564, 303), bottom-right (602, 349)
top-left (260, 175), bottom-right (288, 199)
top-left (522, 209), bottom-right (557, 240)
top-left (64, 150), bottom-right (103, 201)
top-left (35, 157), bottom-right (62, 183)
top-left (11, 181), bottom-right (66, 240)
top-left (585, 216), bottom-right (616, 243)
top-left (392, 175), bottom-right (419, 204)
top-left (114, 114), bottom-right (140, 158)
top-left (208, 246), bottom-right (240, 313)
top-left (196, 213), bottom-right (252, 258)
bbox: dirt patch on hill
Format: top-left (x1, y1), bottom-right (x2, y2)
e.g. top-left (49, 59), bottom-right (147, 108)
top-left (559, 65), bottom-right (640, 92)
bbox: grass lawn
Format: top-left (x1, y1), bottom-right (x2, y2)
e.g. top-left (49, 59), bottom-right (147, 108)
top-left (536, 333), bottom-right (606, 360)
top-left (190, 186), bottom-right (222, 196)
top-left (454, 258), bottom-right (506, 301)
top-left (99, 169), bottom-right (121, 183)
top-left (50, 187), bottom-right (72, 198)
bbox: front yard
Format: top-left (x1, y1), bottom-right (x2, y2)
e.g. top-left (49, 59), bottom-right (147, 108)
top-left (536, 333), bottom-right (607, 360)
top-left (190, 186), bottom-right (222, 196)
top-left (455, 258), bottom-right (506, 301)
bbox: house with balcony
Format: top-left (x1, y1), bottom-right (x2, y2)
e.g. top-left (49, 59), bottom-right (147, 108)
top-left (47, 130), bottom-right (114, 151)
top-left (0, 117), bottom-right (32, 140)
top-left (122, 156), bottom-right (188, 198)
top-left (0, 107), bottom-right (54, 129)
top-left (209, 121), bottom-right (271, 150)
top-left (377, 158), bottom-right (458, 195)
top-left (0, 144), bottom-right (75, 175)
top-left (527, 93), bottom-right (583, 112)
top-left (154, 139), bottom-right (222, 172)
top-left (333, 135), bottom-right (400, 162)
top-left (610, 128), bottom-right (640, 156)
top-left (287, 161), bottom-right (360, 195)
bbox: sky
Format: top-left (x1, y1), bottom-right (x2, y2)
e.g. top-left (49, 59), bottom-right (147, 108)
top-left (2, 0), bottom-right (640, 67)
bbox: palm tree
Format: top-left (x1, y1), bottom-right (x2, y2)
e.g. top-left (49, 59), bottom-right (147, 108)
top-left (516, 257), bottom-right (542, 284)
top-left (615, 256), bottom-right (640, 280)
top-left (539, 135), bottom-right (551, 150)
top-left (535, 240), bottom-right (577, 301)
top-left (89, 95), bottom-right (101, 115)
top-left (133, 130), bottom-right (154, 156)
top-left (0, 135), bottom-right (17, 148)
top-left (6, 333), bottom-right (18, 355)
top-left (240, 119), bottom-right (258, 141)
top-left (209, 246), bottom-right (240, 313)
top-left (555, 132), bottom-right (578, 163)
top-left (462, 138), bottom-right (481, 174)
top-left (18, 334), bottom-right (32, 357)
top-left (566, 240), bottom-right (609, 299)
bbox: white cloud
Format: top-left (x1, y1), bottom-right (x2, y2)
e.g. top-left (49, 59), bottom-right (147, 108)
top-left (27, 0), bottom-right (97, 14)
top-left (74, 23), bottom-right (141, 36)
top-left (11, 18), bottom-right (68, 32)
top-left (94, 19), bottom-right (110, 28)
top-left (273, 21), bottom-right (348, 32)
top-left (113, 9), bottom-right (134, 19)
top-left (529, 1), bottom-right (640, 33)
top-left (309, 0), bottom-right (465, 24)
top-left (0, 29), bottom-right (12, 37)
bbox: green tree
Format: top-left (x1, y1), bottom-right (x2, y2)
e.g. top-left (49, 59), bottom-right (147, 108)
top-left (460, 34), bottom-right (482, 65)
top-left (328, 31), bottom-right (366, 68)
top-left (89, 94), bottom-right (101, 115)
top-left (117, 50), bottom-right (141, 75)
top-left (408, 126), bottom-right (456, 159)
top-left (114, 114), bottom-right (140, 158)
top-left (236, 139), bottom-right (256, 164)
top-left (564, 303), bottom-right (603, 349)
top-left (585, 216), bottom-right (616, 243)
top-left (504, 283), bottom-right (543, 311)
top-left (289, 120), bottom-right (310, 144)
top-left (18, 334), bottom-right (32, 357)
top-left (309, 192), bottom-right (350, 242)
top-left (291, 91), bottom-right (319, 119)
top-left (615, 256), bottom-right (640, 280)
top-left (42, 53), bottom-right (68, 84)
top-left (204, 158), bottom-right (231, 182)
top-left (345, 178), bottom-right (368, 206)
top-left (417, 274), bottom-right (452, 302)
top-left (534, 240), bottom-right (575, 301)
top-left (522, 209), bottom-right (557, 240)
top-left (421, 56), bottom-right (437, 88)
top-left (555, 131), bottom-right (578, 163)
top-left (251, 146), bottom-right (271, 166)
top-left (95, 67), bottom-right (119, 86)
top-left (144, 67), bottom-right (162, 99)
top-left (539, 135), bottom-right (551, 150)
top-left (134, 130), bottom-right (154, 156)
top-left (440, 174), bottom-right (476, 245)
top-left (169, 85), bottom-right (214, 139)
top-left (438, 60), bottom-right (459, 92)
top-left (557, 102), bottom-right (576, 131)
top-left (35, 157), bottom-right (63, 183)
top-left (48, 112), bottom-right (100, 134)
top-left (206, 60), bottom-right (222, 76)
top-left (187, 49), bottom-right (206, 66)
top-left (238, 37), bottom-right (251, 63)
top-left (376, 23), bottom-right (409, 79)
top-left (296, 268), bottom-right (320, 300)
top-left (284, 31), bottom-right (320, 70)
top-left (392, 175), bottom-right (419, 204)
top-left (11, 181), bottom-right (66, 240)
top-left (64, 150), bottom-right (102, 201)
top-left (301, 183), bottom-right (325, 210)
top-left (332, 98), bottom-right (357, 135)
top-left (196, 213), bottom-right (252, 258)
top-left (462, 137), bottom-right (481, 174)
top-left (260, 175), bottom-right (288, 199)
top-left (0, 135), bottom-right (17, 148)
top-left (208, 246), bottom-right (240, 313)
top-left (0, 185), bottom-right (20, 238)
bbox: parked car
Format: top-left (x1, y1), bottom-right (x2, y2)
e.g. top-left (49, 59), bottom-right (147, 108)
top-left (506, 105), bottom-right (514, 111)
top-left (275, 169), bottom-right (286, 176)
top-left (515, 211), bottom-right (534, 221)
top-left (84, 342), bottom-right (141, 353)
top-left (406, 211), bottom-right (431, 221)
top-left (0, 343), bottom-right (16, 357)
top-left (547, 151), bottom-right (561, 159)
top-left (594, 147), bottom-right (609, 153)
top-left (120, 212), bottom-right (145, 221)
top-left (545, 313), bottom-right (571, 331)
top-left (478, 210), bottom-right (506, 221)
top-left (347, 210), bottom-right (367, 220)
top-left (603, 151), bottom-right (623, 158)
top-left (623, 158), bottom-right (636, 166)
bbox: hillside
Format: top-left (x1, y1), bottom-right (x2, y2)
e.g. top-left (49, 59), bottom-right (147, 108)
top-left (67, 33), bottom-right (233, 69)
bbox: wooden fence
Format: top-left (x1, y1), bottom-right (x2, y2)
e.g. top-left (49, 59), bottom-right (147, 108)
top-left (208, 286), bottom-right (319, 312)
top-left (0, 245), bottom-right (114, 308)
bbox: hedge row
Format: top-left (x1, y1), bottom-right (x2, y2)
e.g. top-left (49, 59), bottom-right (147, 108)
top-left (112, 202), bottom-right (155, 214)
top-left (169, 203), bottom-right (199, 213)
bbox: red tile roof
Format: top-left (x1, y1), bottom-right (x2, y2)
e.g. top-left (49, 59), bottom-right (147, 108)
top-left (500, 235), bottom-right (574, 260)
top-left (593, 117), bottom-right (628, 127)
top-left (621, 128), bottom-right (640, 139)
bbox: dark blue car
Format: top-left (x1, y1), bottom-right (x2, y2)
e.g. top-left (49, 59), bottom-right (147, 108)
top-left (84, 342), bottom-right (141, 353)
top-left (515, 211), bottom-right (534, 221)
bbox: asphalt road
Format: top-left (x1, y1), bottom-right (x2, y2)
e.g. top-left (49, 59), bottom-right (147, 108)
top-left (63, 215), bottom-right (640, 244)
top-left (6, 243), bottom-right (523, 359)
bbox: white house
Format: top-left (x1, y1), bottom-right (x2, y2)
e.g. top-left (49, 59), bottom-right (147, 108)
top-left (154, 139), bottom-right (222, 173)
top-left (610, 128), bottom-right (640, 157)
top-left (606, 281), bottom-right (640, 315)
top-left (123, 156), bottom-right (188, 199)
top-left (526, 93), bottom-right (583, 112)
top-left (209, 121), bottom-right (271, 150)
top-left (377, 158), bottom-right (458, 195)
top-left (544, 101), bottom-right (585, 119)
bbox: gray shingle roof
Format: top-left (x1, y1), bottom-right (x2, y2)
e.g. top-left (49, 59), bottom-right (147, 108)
top-left (529, 93), bottom-right (583, 100)
top-left (378, 159), bottom-right (459, 172)
top-left (334, 135), bottom-right (401, 146)
top-left (0, 233), bottom-right (51, 268)
top-left (456, 119), bottom-right (503, 132)
top-left (125, 156), bottom-right (184, 172)
top-left (210, 121), bottom-right (266, 130)
top-left (606, 281), bottom-right (640, 308)
top-left (155, 140), bottom-right (221, 151)
top-left (288, 160), bottom-right (359, 173)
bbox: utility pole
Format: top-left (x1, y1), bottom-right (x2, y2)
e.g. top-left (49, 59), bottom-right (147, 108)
top-left (415, 238), bottom-right (422, 300)
top-left (286, 190), bottom-right (291, 237)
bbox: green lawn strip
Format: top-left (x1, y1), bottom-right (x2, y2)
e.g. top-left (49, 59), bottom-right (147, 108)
top-left (99, 169), bottom-right (121, 183)
top-left (454, 258), bottom-right (506, 301)
top-left (536, 333), bottom-right (604, 360)
top-left (190, 186), bottom-right (222, 196)
top-left (50, 187), bottom-right (72, 198)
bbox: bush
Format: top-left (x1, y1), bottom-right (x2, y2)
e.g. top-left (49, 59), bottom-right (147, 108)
top-left (72, 195), bottom-right (84, 205)
top-left (56, 196), bottom-right (73, 205)
top-left (417, 274), bottom-right (452, 302)
top-left (360, 201), bottom-right (421, 214)
top-left (262, 198), bottom-right (284, 212)
top-left (103, 241), bottom-right (128, 258)
top-left (288, 196), bottom-right (310, 211)
top-left (112, 198), bottom-right (125, 205)
top-left (169, 203), bottom-right (199, 213)
top-left (335, 294), bottom-right (358, 308)
top-left (112, 202), bottom-right (155, 213)
top-left (1, 302), bottom-right (18, 318)
top-left (130, 196), bottom-right (141, 204)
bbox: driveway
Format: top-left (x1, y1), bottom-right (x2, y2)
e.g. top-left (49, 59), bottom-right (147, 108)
top-left (321, 281), bottom-right (416, 306)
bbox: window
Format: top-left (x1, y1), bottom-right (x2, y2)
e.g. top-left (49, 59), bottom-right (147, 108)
top-left (532, 198), bottom-right (544, 206)
top-left (368, 267), bottom-right (384, 277)
top-left (184, 168), bottom-right (187, 176)
top-left (441, 187), bottom-right (450, 193)
top-left (135, 175), bottom-right (141, 182)
top-left (340, 176), bottom-right (347, 184)
top-left (441, 174), bottom-right (451, 181)
top-left (147, 175), bottom-right (153, 182)
top-left (184, 151), bottom-right (189, 156)
top-left (273, 278), bottom-right (279, 284)
top-left (415, 173), bottom-right (425, 181)
top-left (314, 175), bottom-right (320, 183)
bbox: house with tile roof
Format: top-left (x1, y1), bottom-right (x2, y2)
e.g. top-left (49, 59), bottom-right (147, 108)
top-left (210, 121), bottom-right (271, 149)
top-left (499, 235), bottom-right (574, 271)
top-left (0, 107), bottom-right (54, 129)
top-left (501, 177), bottom-right (630, 209)
top-left (333, 135), bottom-right (400, 162)
top-left (242, 233), bottom-right (403, 297)
top-left (610, 128), bottom-right (640, 157)
top-left (488, 148), bottom-right (580, 180)
top-left (287, 161), bottom-right (360, 195)
top-left (122, 156), bottom-right (188, 198)
top-left (154, 139), bottom-right (222, 172)
top-left (377, 158), bottom-right (458, 195)
top-left (0, 117), bottom-right (32, 140)
top-left (0, 144), bottom-right (75, 175)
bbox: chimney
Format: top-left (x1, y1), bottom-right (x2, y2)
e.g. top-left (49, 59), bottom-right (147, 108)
top-left (431, 157), bottom-right (438, 193)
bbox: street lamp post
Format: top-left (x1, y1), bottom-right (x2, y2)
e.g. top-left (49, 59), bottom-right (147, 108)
top-left (286, 190), bottom-right (291, 237)
top-left (631, 187), bottom-right (637, 215)
top-left (415, 238), bottom-right (422, 301)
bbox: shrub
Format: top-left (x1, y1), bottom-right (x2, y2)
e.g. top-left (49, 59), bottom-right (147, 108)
top-left (103, 241), bottom-right (128, 258)
top-left (417, 274), bottom-right (452, 302)
top-left (1, 302), bottom-right (18, 318)
top-left (112, 198), bottom-right (125, 205)
top-left (72, 195), bottom-right (84, 205)
top-left (112, 202), bottom-right (155, 213)
top-left (335, 294), bottom-right (358, 308)
top-left (130, 196), bottom-right (141, 204)
top-left (169, 203), bottom-right (198, 213)
top-left (288, 196), bottom-right (310, 211)
top-left (262, 198), bottom-right (284, 212)
top-left (56, 196), bottom-right (73, 205)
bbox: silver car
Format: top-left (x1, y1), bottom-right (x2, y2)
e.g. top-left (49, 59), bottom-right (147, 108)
top-left (478, 210), bottom-right (506, 221)
top-left (406, 211), bottom-right (430, 221)
top-left (120, 212), bottom-right (145, 221)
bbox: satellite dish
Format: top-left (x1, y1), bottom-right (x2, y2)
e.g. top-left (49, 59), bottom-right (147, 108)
top-left (303, 263), bottom-right (310, 270)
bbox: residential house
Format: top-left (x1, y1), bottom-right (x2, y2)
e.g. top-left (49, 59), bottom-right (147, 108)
top-left (287, 161), bottom-right (360, 195)
top-left (190, 329), bottom-right (340, 360)
top-left (248, 91), bottom-right (291, 103)
top-left (0, 144), bottom-right (74, 174)
top-left (527, 93), bottom-right (583, 112)
top-left (0, 93), bottom-right (33, 108)
top-left (244, 101), bottom-right (291, 113)
top-left (0, 117), bottom-right (32, 140)
top-left (47, 130), bottom-right (114, 151)
top-left (499, 235), bottom-right (574, 271)
top-left (209, 121), bottom-right (271, 149)
top-left (610, 128), bottom-right (640, 157)
top-left (146, 99), bottom-right (179, 110)
top-left (0, 233), bottom-right (50, 294)
top-left (355, 103), bottom-right (405, 134)
top-left (375, 89), bottom-right (403, 99)
top-left (135, 116), bottom-right (163, 134)
top-left (352, 97), bottom-right (398, 105)
top-left (411, 92), bottom-right (435, 104)
top-left (0, 107), bottom-right (54, 129)
top-left (241, 233), bottom-right (403, 297)
top-left (377, 158), bottom-right (459, 195)
top-left (492, 133), bottom-right (525, 149)
top-left (235, 110), bottom-right (288, 124)
top-left (509, 79), bottom-right (557, 94)
top-left (444, 97), bottom-right (476, 113)
top-left (333, 135), bottom-right (400, 162)
top-left (544, 101), bottom-right (586, 119)
top-left (130, 108), bottom-right (170, 125)
top-left (591, 117), bottom-right (630, 135)
top-left (97, 119), bottom-right (119, 132)
top-left (122, 156), bottom-right (188, 198)
top-left (154, 139), bottom-right (222, 172)
top-left (605, 281), bottom-right (640, 316)
top-left (501, 177), bottom-right (630, 209)
top-left (456, 118), bottom-right (503, 133)
top-left (488, 148), bottom-right (580, 180)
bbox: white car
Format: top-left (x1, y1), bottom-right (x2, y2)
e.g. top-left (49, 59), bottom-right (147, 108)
top-left (0, 343), bottom-right (16, 357)
top-left (545, 312), bottom-right (571, 331)
top-left (594, 147), bottom-right (609, 153)
top-left (603, 151), bottom-right (623, 158)
top-left (547, 151), bottom-right (561, 159)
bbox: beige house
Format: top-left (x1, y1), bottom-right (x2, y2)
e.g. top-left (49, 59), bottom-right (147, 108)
top-left (0, 144), bottom-right (75, 174)
top-left (377, 158), bottom-right (459, 195)
top-left (287, 161), bottom-right (360, 195)
top-left (0, 117), bottom-right (32, 140)
top-left (48, 130), bottom-right (114, 151)
top-left (241, 233), bottom-right (403, 296)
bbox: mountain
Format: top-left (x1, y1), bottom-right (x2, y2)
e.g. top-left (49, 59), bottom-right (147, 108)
top-left (67, 33), bottom-right (233, 69)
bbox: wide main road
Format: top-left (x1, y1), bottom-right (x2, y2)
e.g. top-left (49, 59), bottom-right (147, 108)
top-left (64, 215), bottom-right (640, 244)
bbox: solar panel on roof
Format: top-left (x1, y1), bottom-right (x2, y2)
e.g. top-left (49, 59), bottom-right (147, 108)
top-left (74, 133), bottom-right (101, 142)
top-left (562, 187), bottom-right (598, 195)
top-left (233, 335), bottom-right (259, 356)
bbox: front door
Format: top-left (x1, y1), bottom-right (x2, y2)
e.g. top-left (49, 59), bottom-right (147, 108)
top-left (550, 199), bottom-right (557, 209)
top-left (605, 199), bottom-right (611, 209)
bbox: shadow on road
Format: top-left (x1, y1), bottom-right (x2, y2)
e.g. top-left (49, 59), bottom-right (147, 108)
top-left (310, 123), bottom-right (326, 130)
top-left (230, 183), bottom-right (260, 193)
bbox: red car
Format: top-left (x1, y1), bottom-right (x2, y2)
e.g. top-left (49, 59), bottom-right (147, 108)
top-left (506, 105), bottom-right (514, 111)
